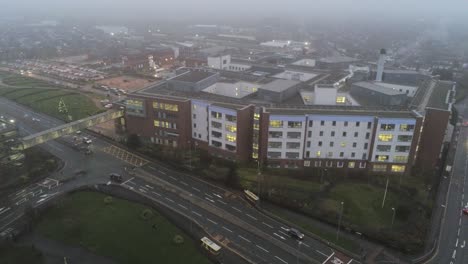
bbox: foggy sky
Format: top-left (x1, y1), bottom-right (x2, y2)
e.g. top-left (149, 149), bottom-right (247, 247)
top-left (2, 0), bottom-right (468, 23)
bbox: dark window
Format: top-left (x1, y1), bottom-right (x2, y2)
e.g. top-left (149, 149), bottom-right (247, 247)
top-left (356, 121), bottom-right (360, 127)
top-left (340, 152), bottom-right (344, 157)
top-left (318, 141), bottom-right (322, 147)
top-left (330, 142), bottom-right (334, 147)
top-left (309, 120), bottom-right (313, 127)
top-left (319, 131), bottom-right (324, 136)
top-left (365, 132), bottom-right (370, 139)
top-left (367, 122), bottom-right (372, 129)
top-left (307, 141), bottom-right (311, 147)
top-left (352, 142), bottom-right (357, 148)
top-left (331, 131), bottom-right (335, 137)
top-left (321, 121), bottom-right (325, 126)
top-left (354, 132), bottom-right (358, 137)
top-left (344, 121), bottom-right (348, 127)
top-left (332, 121), bottom-right (336, 126)
top-left (351, 152), bottom-right (355, 157)
top-left (342, 132), bottom-right (347, 137)
top-left (308, 131), bottom-right (312, 137)
top-left (364, 143), bottom-right (368, 150)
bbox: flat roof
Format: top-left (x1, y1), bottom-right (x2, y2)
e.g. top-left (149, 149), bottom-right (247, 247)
top-left (259, 79), bottom-right (300, 93)
top-left (203, 81), bottom-right (259, 99)
top-left (170, 70), bottom-right (217, 83)
top-left (427, 80), bottom-right (454, 110)
top-left (353, 81), bottom-right (406, 96)
top-left (273, 70), bottom-right (318, 82)
top-left (319, 56), bottom-right (359, 64)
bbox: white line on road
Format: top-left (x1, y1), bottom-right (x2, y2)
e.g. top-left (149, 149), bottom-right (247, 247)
top-left (302, 242), bottom-right (310, 248)
top-left (213, 193), bottom-right (222, 199)
top-left (217, 199), bottom-right (227, 205)
top-left (205, 197), bottom-right (215, 203)
top-left (256, 245), bottom-right (269, 253)
top-left (138, 188), bottom-right (147, 193)
top-left (0, 208), bottom-right (11, 216)
top-left (458, 228), bottom-right (461, 236)
top-left (145, 185), bottom-right (154, 189)
top-left (192, 187), bottom-right (201, 192)
top-left (274, 233), bottom-right (286, 240)
top-left (275, 256), bottom-right (288, 264)
top-left (452, 249), bottom-right (456, 259)
top-left (148, 166), bottom-right (156, 170)
top-left (204, 193), bottom-right (213, 198)
top-left (165, 197), bottom-right (175, 203)
top-left (231, 206), bottom-right (242, 213)
top-left (222, 226), bottom-right (233, 233)
top-left (192, 211), bottom-right (202, 217)
top-left (262, 222), bottom-right (274, 228)
top-left (280, 226), bottom-right (289, 231)
top-left (15, 198), bottom-right (27, 206)
top-left (178, 204), bottom-right (188, 210)
top-left (122, 177), bottom-right (134, 185)
top-left (246, 214), bottom-right (257, 220)
top-left (316, 250), bottom-right (328, 257)
top-left (238, 235), bottom-right (251, 243)
top-left (456, 239), bottom-right (459, 247)
top-left (159, 170), bottom-right (167, 175)
top-left (180, 181), bottom-right (189, 186)
top-left (169, 176), bottom-right (177, 180)
top-left (152, 191), bottom-right (161, 197)
top-left (207, 218), bottom-right (218, 225)
top-left (323, 252), bottom-right (335, 263)
top-left (278, 230), bottom-right (289, 237)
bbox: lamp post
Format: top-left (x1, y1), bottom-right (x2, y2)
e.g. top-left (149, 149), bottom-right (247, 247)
top-left (336, 201), bottom-right (344, 241)
top-left (391, 207), bottom-right (396, 228)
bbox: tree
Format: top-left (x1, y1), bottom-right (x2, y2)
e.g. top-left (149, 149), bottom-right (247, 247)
top-left (126, 134), bottom-right (142, 149)
top-left (225, 162), bottom-right (241, 189)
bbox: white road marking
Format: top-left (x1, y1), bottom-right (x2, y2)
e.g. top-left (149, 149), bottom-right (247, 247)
top-left (275, 256), bottom-right (288, 264)
top-left (148, 166), bottom-right (156, 170)
top-left (217, 200), bottom-right (227, 205)
top-left (0, 208), bottom-right (11, 215)
top-left (231, 206), bottom-right (242, 213)
top-left (256, 245), bottom-right (269, 253)
top-left (145, 185), bottom-right (154, 189)
top-left (458, 228), bottom-right (461, 236)
top-left (246, 214), bottom-right (257, 220)
top-left (279, 230), bottom-right (289, 237)
top-left (302, 242), bottom-right (311, 248)
top-left (192, 187), bottom-right (201, 192)
top-left (180, 181), bottom-right (189, 186)
top-left (152, 191), bottom-right (161, 197)
top-left (205, 197), bottom-right (215, 203)
top-left (213, 193), bottom-right (222, 199)
top-left (456, 239), bottom-right (459, 247)
top-left (262, 222), bottom-right (274, 228)
top-left (15, 198), bottom-right (27, 206)
top-left (122, 177), bottom-right (134, 185)
top-left (207, 218), bottom-right (218, 225)
top-left (169, 176), bottom-right (177, 180)
top-left (165, 198), bottom-right (175, 203)
top-left (280, 226), bottom-right (289, 231)
top-left (316, 250), bottom-right (328, 257)
top-left (452, 249), bottom-right (456, 259)
top-left (222, 226), bottom-right (233, 233)
top-left (192, 211), bottom-right (202, 217)
top-left (238, 235), bottom-right (251, 243)
top-left (205, 193), bottom-right (213, 198)
top-left (159, 170), bottom-right (167, 175)
top-left (274, 233), bottom-right (286, 240)
top-left (178, 204), bottom-right (188, 210)
top-left (138, 188), bottom-right (147, 193)
top-left (323, 252), bottom-right (335, 263)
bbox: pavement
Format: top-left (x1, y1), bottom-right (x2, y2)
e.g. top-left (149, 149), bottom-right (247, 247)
top-left (0, 97), bottom-right (358, 264)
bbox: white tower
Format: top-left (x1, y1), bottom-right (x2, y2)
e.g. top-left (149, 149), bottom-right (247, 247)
top-left (376, 48), bottom-right (386, 82)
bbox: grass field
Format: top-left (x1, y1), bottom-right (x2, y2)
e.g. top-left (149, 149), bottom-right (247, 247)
top-left (0, 87), bottom-right (101, 121)
top-left (36, 192), bottom-right (211, 264)
top-left (0, 71), bottom-right (58, 88)
top-left (0, 244), bottom-right (44, 264)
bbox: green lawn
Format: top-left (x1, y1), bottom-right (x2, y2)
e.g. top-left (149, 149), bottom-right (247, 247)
top-left (0, 87), bottom-right (101, 121)
top-left (36, 192), bottom-right (211, 264)
top-left (0, 72), bottom-right (57, 88)
top-left (0, 245), bottom-right (44, 264)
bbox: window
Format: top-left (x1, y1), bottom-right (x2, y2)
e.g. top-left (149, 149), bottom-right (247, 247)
top-left (254, 113), bottom-right (260, 120)
top-left (398, 135), bottom-right (413, 142)
top-left (314, 160), bottom-right (321, 167)
top-left (320, 121), bottom-right (325, 126)
top-left (376, 145), bottom-right (391, 152)
top-left (330, 142), bottom-right (334, 147)
top-left (326, 161), bottom-right (333, 167)
top-left (352, 142), bottom-right (357, 148)
top-left (351, 152), bottom-right (355, 158)
top-left (154, 120), bottom-right (160, 127)
top-left (354, 132), bottom-right (358, 137)
top-left (286, 152), bottom-right (300, 159)
top-left (394, 156), bottom-right (408, 163)
top-left (344, 121), bottom-right (348, 127)
top-left (269, 131), bottom-right (283, 138)
top-left (287, 132), bottom-right (301, 139)
top-left (395, 145), bottom-right (410, 152)
top-left (211, 140), bottom-right (222, 147)
top-left (318, 141), bottom-right (322, 147)
top-left (308, 131), bottom-right (312, 138)
top-left (340, 152), bottom-right (344, 157)
top-left (193, 114), bottom-right (196, 119)
top-left (365, 132), bottom-right (370, 139)
top-left (269, 120), bottom-right (283, 128)
top-left (341, 142), bottom-right (346, 147)
top-left (211, 121), bottom-right (222, 129)
top-left (288, 121), bottom-right (302, 128)
top-left (307, 141), bottom-right (311, 147)
top-left (332, 121), bottom-right (336, 126)
top-left (226, 144), bottom-right (236, 152)
top-left (286, 142), bottom-right (301, 149)
top-left (391, 165), bottom-right (406, 172)
top-left (225, 134), bottom-right (236, 143)
top-left (268, 142), bottom-right (282, 148)
top-left (364, 143), bottom-right (368, 150)
top-left (342, 132), bottom-right (347, 137)
top-left (193, 132), bottom-right (197, 137)
top-left (226, 114), bottom-right (237, 122)
top-left (400, 124), bottom-right (415, 132)
top-left (253, 124), bottom-right (259, 130)
top-left (337, 161), bottom-right (344, 168)
top-left (373, 164), bottom-right (387, 172)
top-left (306, 151), bottom-right (310, 158)
top-left (362, 153), bottom-right (367, 159)
top-left (192, 104), bottom-right (197, 110)
top-left (327, 152), bottom-right (333, 158)
top-left (211, 111), bottom-right (222, 119)
top-left (356, 121), bottom-right (360, 127)
top-left (316, 151), bottom-right (321, 157)
top-left (375, 155), bottom-right (389, 162)
top-left (309, 120), bottom-right (313, 127)
top-left (367, 122), bottom-right (372, 129)
top-left (336, 96), bottom-right (346, 103)
top-left (378, 134), bottom-right (393, 142)
top-left (193, 123), bottom-right (197, 128)
top-left (226, 124), bottom-right (237, 133)
top-left (154, 102), bottom-right (178, 112)
top-left (331, 131), bottom-right (335, 137)
top-left (211, 131), bottom-right (222, 138)
top-left (319, 131), bottom-right (324, 136)
top-left (348, 162), bottom-right (355, 168)
top-left (267, 152), bottom-right (281, 158)
top-left (359, 162), bottom-right (367, 168)
top-left (380, 124), bottom-right (395, 131)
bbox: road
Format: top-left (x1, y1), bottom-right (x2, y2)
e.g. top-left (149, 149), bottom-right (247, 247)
top-left (429, 96), bottom-right (468, 264)
top-left (0, 97), bottom-right (357, 264)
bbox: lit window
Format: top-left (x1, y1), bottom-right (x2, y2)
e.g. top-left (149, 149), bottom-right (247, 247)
top-left (380, 124), bottom-right (395, 131)
top-left (399, 124), bottom-right (415, 132)
top-left (226, 134), bottom-right (236, 143)
top-left (226, 114), bottom-right (237, 122)
top-left (373, 164), bottom-right (387, 172)
top-left (397, 135), bottom-right (413, 142)
top-left (288, 121), bottom-right (302, 128)
top-left (211, 111), bottom-right (222, 119)
top-left (393, 156), bottom-right (408, 163)
top-left (254, 113), bottom-right (260, 120)
top-left (316, 151), bottom-right (321, 157)
top-left (269, 120), bottom-right (283, 128)
top-left (378, 134), bottom-right (393, 142)
top-left (154, 120), bottom-right (160, 127)
top-left (126, 99), bottom-right (143, 107)
top-left (252, 152), bottom-right (258, 159)
top-left (376, 155), bottom-right (389, 162)
top-left (226, 124), bottom-right (237, 133)
top-left (391, 165), bottom-right (406, 172)
top-left (336, 96), bottom-right (346, 103)
top-left (252, 143), bottom-right (259, 150)
top-left (152, 102), bottom-right (159, 109)
top-left (341, 142), bottom-right (346, 147)
top-left (348, 162), bottom-right (355, 168)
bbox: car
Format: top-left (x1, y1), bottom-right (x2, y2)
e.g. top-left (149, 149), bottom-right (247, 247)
top-left (463, 208), bottom-right (468, 215)
top-left (109, 173), bottom-right (123, 182)
top-left (104, 103), bottom-right (113, 109)
top-left (462, 121), bottom-right (468, 127)
top-left (287, 228), bottom-right (304, 240)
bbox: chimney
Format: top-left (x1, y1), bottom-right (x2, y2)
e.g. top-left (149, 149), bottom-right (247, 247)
top-left (376, 48), bottom-right (386, 82)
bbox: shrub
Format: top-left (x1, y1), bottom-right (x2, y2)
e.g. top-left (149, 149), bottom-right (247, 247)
top-left (140, 209), bottom-right (154, 220)
top-left (103, 196), bottom-right (113, 205)
top-left (173, 235), bottom-right (184, 244)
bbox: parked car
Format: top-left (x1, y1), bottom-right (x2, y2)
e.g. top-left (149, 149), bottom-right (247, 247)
top-left (109, 173), bottom-right (123, 182)
top-left (287, 228), bottom-right (304, 240)
top-left (462, 207), bottom-right (468, 215)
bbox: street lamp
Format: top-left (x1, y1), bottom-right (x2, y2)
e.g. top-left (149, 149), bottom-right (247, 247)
top-left (391, 207), bottom-right (396, 228)
top-left (336, 201), bottom-right (344, 241)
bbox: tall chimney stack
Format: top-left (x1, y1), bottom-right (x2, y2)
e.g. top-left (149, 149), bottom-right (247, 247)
top-left (376, 48), bottom-right (386, 82)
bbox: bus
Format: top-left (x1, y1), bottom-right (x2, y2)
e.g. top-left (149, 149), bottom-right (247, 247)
top-left (200, 237), bottom-right (221, 255)
top-left (244, 190), bottom-right (259, 204)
